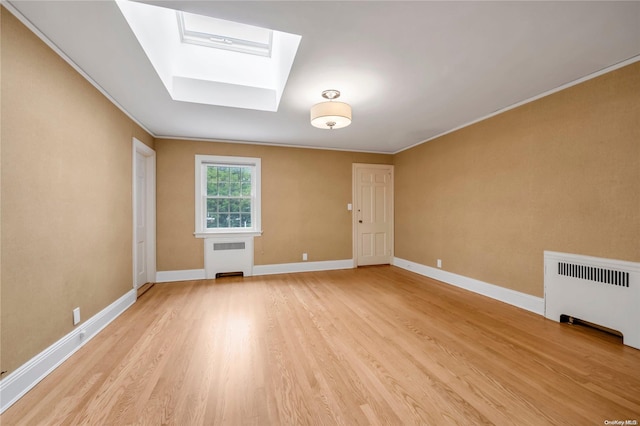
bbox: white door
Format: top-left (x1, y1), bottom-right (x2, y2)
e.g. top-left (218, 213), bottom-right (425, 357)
top-left (135, 151), bottom-right (147, 288)
top-left (353, 164), bottom-right (394, 266)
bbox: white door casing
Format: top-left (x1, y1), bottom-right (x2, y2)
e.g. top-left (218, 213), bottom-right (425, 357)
top-left (135, 152), bottom-right (147, 287)
top-left (353, 164), bottom-right (394, 266)
top-left (132, 138), bottom-right (156, 289)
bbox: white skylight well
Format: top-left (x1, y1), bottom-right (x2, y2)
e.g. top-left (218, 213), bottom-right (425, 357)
top-left (115, 1), bottom-right (301, 111)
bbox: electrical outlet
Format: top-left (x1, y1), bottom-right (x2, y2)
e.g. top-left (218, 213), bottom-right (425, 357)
top-left (73, 307), bottom-right (81, 325)
top-left (437, 259), bottom-right (442, 268)
top-left (302, 253), bottom-right (308, 261)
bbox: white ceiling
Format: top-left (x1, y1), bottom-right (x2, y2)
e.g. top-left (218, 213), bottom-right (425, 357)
top-left (7, 1), bottom-right (640, 153)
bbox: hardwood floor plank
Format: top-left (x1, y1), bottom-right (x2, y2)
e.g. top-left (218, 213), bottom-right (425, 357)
top-left (2, 266), bottom-right (639, 425)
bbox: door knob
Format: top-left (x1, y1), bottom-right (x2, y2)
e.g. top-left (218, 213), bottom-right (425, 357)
top-left (359, 220), bottom-right (363, 223)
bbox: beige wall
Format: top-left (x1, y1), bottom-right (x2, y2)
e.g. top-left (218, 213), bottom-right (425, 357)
top-left (395, 62), bottom-right (640, 297)
top-left (156, 139), bottom-right (391, 270)
top-left (1, 9), bottom-right (154, 374)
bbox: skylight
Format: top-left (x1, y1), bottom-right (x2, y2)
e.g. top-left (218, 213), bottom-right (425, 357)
top-left (177, 11), bottom-right (273, 57)
top-left (115, 1), bottom-right (301, 111)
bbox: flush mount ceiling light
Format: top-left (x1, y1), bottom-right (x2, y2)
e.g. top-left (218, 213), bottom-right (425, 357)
top-left (310, 90), bottom-right (352, 129)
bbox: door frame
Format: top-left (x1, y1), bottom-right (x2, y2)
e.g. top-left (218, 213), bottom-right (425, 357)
top-left (132, 138), bottom-right (157, 289)
top-left (352, 163), bottom-right (394, 267)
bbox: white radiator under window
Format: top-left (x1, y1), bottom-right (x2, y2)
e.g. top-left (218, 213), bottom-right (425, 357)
top-left (204, 236), bottom-right (253, 278)
top-left (544, 251), bottom-right (639, 349)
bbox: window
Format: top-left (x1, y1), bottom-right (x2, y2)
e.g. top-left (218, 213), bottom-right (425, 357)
top-left (195, 155), bottom-right (261, 237)
top-left (177, 11), bottom-right (273, 57)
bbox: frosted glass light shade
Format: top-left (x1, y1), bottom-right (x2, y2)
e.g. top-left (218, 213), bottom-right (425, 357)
top-left (310, 101), bottom-right (352, 129)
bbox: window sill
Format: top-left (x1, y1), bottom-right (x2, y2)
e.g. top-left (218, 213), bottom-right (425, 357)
top-left (194, 230), bottom-right (263, 239)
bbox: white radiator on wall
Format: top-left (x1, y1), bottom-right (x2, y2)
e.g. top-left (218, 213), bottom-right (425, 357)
top-left (544, 251), bottom-right (640, 349)
top-left (204, 236), bottom-right (253, 279)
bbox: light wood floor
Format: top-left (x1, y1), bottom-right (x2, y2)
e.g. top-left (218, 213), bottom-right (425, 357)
top-left (3, 266), bottom-right (639, 425)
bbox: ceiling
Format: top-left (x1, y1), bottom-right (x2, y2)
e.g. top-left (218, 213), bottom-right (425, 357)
top-left (7, 1), bottom-right (640, 153)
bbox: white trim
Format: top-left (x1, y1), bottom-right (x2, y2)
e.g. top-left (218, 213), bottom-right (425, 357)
top-left (155, 261), bottom-right (355, 281)
top-left (394, 54), bottom-right (640, 154)
top-left (194, 230), bottom-right (262, 239)
top-left (154, 135), bottom-right (390, 155)
top-left (253, 259), bottom-right (355, 276)
top-left (0, 290), bottom-right (136, 414)
top-left (132, 138), bottom-right (157, 287)
top-left (2, 1), bottom-right (155, 139)
top-left (544, 251), bottom-right (640, 273)
top-left (392, 257), bottom-right (544, 315)
top-left (155, 269), bottom-right (206, 283)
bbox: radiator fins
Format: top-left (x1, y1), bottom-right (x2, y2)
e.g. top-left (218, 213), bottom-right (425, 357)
top-left (558, 262), bottom-right (629, 288)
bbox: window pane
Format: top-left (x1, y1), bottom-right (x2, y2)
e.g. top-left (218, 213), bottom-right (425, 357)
top-left (218, 182), bottom-right (230, 196)
top-left (207, 167), bottom-right (218, 195)
top-left (218, 213), bottom-right (229, 227)
top-left (229, 199), bottom-right (241, 212)
top-left (219, 198), bottom-right (230, 212)
top-left (207, 166), bottom-right (218, 181)
top-left (206, 214), bottom-right (219, 228)
top-left (207, 198), bottom-right (218, 213)
top-left (217, 167), bottom-right (230, 182)
top-left (206, 198), bottom-right (218, 228)
top-left (241, 168), bottom-right (252, 182)
top-left (240, 199), bottom-right (251, 213)
top-left (230, 182), bottom-right (242, 196)
top-left (229, 213), bottom-right (241, 227)
top-left (241, 213), bottom-right (251, 227)
top-left (241, 182), bottom-right (251, 197)
top-left (230, 167), bottom-right (241, 182)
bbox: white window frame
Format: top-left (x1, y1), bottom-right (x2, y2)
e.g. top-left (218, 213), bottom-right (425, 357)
top-left (194, 155), bottom-right (262, 238)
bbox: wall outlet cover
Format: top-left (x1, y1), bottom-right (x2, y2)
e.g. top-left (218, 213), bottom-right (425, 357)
top-left (73, 308), bottom-right (81, 325)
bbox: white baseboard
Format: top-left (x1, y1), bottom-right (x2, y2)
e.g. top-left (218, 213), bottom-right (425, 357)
top-left (253, 259), bottom-right (355, 276)
top-left (155, 269), bottom-right (206, 283)
top-left (392, 257), bottom-right (544, 316)
top-left (0, 289), bottom-right (136, 414)
top-left (155, 260), bottom-right (354, 282)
